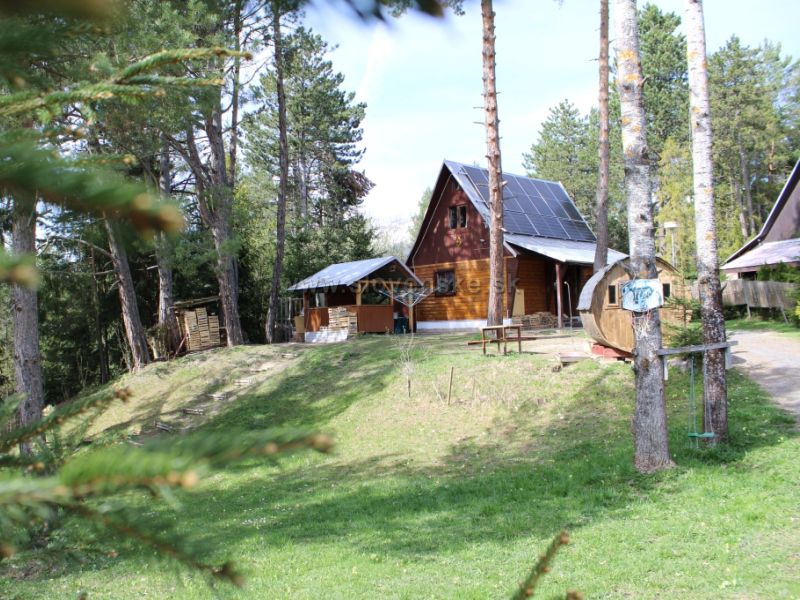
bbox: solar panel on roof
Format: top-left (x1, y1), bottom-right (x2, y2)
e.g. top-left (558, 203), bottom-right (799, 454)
top-left (448, 161), bottom-right (596, 243)
top-left (561, 219), bottom-right (595, 242)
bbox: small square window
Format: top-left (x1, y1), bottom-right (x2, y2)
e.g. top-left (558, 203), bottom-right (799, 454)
top-left (448, 205), bottom-right (467, 229)
top-left (607, 284), bottom-right (618, 305)
top-left (663, 283), bottom-right (672, 299)
top-left (435, 269), bottom-right (456, 296)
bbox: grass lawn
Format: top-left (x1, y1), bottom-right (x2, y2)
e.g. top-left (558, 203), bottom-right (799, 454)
top-left (2, 334), bottom-right (798, 599)
top-left (727, 317), bottom-right (800, 339)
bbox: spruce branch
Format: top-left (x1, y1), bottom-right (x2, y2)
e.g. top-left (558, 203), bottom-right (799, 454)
top-left (115, 48), bottom-right (252, 82)
top-left (0, 140), bottom-right (184, 235)
top-left (62, 502), bottom-right (245, 585)
top-left (0, 251), bottom-right (38, 286)
top-left (0, 388), bottom-right (130, 455)
top-left (511, 531), bottom-right (572, 600)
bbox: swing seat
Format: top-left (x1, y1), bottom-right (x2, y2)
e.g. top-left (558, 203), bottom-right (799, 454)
top-left (687, 432), bottom-right (716, 439)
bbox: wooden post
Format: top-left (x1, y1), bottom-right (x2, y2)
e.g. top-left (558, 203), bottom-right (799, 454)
top-left (555, 262), bottom-right (564, 329)
top-left (447, 366), bottom-right (454, 405)
top-left (409, 304), bottom-right (415, 333)
top-left (355, 281), bottom-right (362, 306)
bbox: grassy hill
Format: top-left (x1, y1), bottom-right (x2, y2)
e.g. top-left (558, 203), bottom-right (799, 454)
top-left (2, 333), bottom-right (798, 599)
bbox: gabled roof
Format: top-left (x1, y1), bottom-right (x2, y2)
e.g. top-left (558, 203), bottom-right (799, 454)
top-left (443, 159), bottom-right (596, 243)
top-left (724, 158), bottom-right (800, 265)
top-left (721, 238), bottom-right (800, 273)
top-left (287, 256), bottom-right (421, 292)
top-left (408, 159), bottom-right (619, 266)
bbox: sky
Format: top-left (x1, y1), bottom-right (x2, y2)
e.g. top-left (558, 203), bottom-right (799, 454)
top-left (302, 0), bottom-right (800, 239)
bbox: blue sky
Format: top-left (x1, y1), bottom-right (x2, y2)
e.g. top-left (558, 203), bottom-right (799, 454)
top-left (303, 0), bottom-right (800, 236)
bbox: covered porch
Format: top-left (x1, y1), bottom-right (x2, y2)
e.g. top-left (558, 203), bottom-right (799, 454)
top-left (287, 256), bottom-right (423, 337)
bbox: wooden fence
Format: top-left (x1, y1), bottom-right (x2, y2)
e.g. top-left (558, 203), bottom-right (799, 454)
top-left (691, 280), bottom-right (796, 310)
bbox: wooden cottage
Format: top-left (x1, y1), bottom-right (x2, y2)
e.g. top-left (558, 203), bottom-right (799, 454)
top-left (287, 256), bottom-right (422, 340)
top-left (407, 160), bottom-right (625, 330)
top-left (577, 257), bottom-right (688, 354)
top-left (722, 158), bottom-right (800, 278)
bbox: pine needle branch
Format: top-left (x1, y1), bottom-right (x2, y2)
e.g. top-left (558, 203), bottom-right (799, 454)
top-left (0, 251), bottom-right (38, 286)
top-left (115, 48), bottom-right (252, 82)
top-left (511, 531), bottom-right (571, 600)
top-left (62, 502), bottom-right (245, 585)
top-left (0, 388), bottom-right (130, 455)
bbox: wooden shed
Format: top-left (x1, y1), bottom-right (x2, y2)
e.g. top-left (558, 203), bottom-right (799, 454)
top-left (577, 258), bottom-right (689, 354)
top-left (174, 297), bottom-right (223, 352)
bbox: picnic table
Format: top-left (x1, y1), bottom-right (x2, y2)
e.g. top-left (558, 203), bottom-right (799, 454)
top-left (480, 324), bottom-right (523, 355)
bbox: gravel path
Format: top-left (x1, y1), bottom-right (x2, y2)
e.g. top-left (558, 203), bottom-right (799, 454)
top-left (730, 329), bottom-right (800, 424)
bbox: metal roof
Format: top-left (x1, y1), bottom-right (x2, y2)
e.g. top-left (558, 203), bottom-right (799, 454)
top-left (444, 159), bottom-right (596, 243)
top-left (724, 158), bottom-right (800, 264)
top-left (721, 238), bottom-right (800, 273)
top-left (505, 233), bottom-right (626, 266)
top-left (287, 256), bottom-right (422, 292)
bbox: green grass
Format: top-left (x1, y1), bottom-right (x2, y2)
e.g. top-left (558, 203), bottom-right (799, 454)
top-left (727, 316), bottom-right (800, 339)
top-left (2, 334), bottom-right (799, 599)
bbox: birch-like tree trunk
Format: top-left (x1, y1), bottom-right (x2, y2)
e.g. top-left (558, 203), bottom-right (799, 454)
top-left (482, 0), bottom-right (504, 326)
top-left (615, 0), bottom-right (673, 473)
top-left (11, 200), bottom-right (44, 454)
top-left (685, 0), bottom-right (728, 441)
top-left (105, 219), bottom-right (150, 371)
top-left (593, 0), bottom-right (611, 273)
top-left (265, 3), bottom-right (290, 344)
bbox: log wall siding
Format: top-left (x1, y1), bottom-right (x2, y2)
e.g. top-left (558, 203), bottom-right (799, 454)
top-left (414, 256), bottom-right (558, 321)
top-left (413, 258), bottom-right (495, 321)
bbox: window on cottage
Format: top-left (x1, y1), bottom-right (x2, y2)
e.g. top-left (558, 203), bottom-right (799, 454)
top-left (662, 283), bottom-right (672, 299)
top-left (435, 269), bottom-right (456, 296)
top-left (607, 284), bottom-right (618, 305)
top-left (448, 205), bottom-right (467, 229)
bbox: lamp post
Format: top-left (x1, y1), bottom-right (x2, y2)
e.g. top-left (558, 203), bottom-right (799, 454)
top-left (663, 220), bottom-right (679, 268)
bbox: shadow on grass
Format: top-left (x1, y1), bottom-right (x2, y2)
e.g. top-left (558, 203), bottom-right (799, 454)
top-left (15, 349), bottom-right (797, 588)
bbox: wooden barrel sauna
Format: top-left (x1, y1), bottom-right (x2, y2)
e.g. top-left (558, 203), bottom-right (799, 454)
top-left (577, 258), bottom-right (689, 354)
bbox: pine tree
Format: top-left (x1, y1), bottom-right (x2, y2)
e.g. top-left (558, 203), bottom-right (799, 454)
top-left (594, 0), bottom-right (611, 273)
top-left (481, 0), bottom-right (504, 327)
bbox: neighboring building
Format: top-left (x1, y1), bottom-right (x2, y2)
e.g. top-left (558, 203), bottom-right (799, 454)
top-left (407, 160), bottom-right (625, 330)
top-left (722, 159), bottom-right (800, 278)
top-left (288, 256), bottom-right (421, 337)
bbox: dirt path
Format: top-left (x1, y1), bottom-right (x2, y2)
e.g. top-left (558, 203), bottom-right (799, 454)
top-left (730, 329), bottom-right (800, 423)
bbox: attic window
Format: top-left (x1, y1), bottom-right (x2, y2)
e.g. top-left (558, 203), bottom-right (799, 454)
top-left (449, 205), bottom-right (467, 229)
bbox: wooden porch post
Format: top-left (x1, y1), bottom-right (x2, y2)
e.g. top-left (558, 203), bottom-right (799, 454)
top-left (555, 262), bottom-right (563, 329)
top-left (355, 281), bottom-right (362, 306)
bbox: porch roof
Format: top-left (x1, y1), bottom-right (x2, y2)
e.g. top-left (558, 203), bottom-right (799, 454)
top-left (287, 256), bottom-right (422, 292)
top-left (505, 233), bottom-right (626, 265)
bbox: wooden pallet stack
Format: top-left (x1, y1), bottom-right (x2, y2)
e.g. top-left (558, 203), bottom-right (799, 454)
top-left (327, 307), bottom-right (358, 335)
top-left (181, 307), bottom-right (222, 351)
top-left (511, 311), bottom-right (559, 329)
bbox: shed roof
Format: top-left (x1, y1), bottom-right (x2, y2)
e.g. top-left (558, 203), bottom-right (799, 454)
top-left (506, 234), bottom-right (626, 267)
top-left (721, 238), bottom-right (800, 273)
top-left (287, 256), bottom-right (422, 292)
top-left (724, 158), bottom-right (800, 265)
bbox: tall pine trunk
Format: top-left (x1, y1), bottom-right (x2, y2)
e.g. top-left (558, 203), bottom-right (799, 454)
top-left (593, 0), bottom-right (611, 273)
top-left (88, 247), bottom-right (110, 383)
top-left (11, 199), bottom-right (44, 454)
top-left (156, 142), bottom-right (181, 353)
top-left (482, 0), bottom-right (504, 326)
top-left (105, 219), bottom-right (150, 371)
top-left (685, 0), bottom-right (728, 441)
top-left (738, 144), bottom-right (756, 236)
top-left (265, 3), bottom-right (289, 344)
top-left (615, 0), bottom-right (673, 473)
